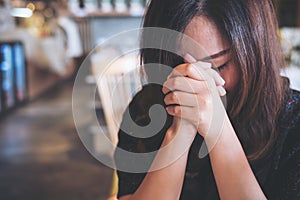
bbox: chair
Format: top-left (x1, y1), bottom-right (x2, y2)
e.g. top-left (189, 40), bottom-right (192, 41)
top-left (91, 50), bottom-right (142, 200)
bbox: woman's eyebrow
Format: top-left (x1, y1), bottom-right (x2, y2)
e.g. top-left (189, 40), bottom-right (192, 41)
top-left (200, 48), bottom-right (230, 62)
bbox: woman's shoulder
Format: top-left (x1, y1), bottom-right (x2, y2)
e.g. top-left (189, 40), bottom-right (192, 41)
top-left (276, 89), bottom-right (300, 162)
top-left (279, 89), bottom-right (300, 127)
top-left (264, 89), bottom-right (299, 199)
top-left (268, 89), bottom-right (300, 181)
top-left (277, 89), bottom-right (300, 163)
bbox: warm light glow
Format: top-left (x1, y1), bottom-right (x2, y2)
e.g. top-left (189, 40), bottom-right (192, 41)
top-left (11, 8), bottom-right (33, 18)
top-left (26, 3), bottom-right (36, 11)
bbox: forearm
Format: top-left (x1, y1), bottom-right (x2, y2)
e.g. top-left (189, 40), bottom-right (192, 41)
top-left (205, 116), bottom-right (266, 200)
top-left (126, 122), bottom-right (195, 200)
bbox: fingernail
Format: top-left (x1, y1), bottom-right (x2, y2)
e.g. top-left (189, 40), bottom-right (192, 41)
top-left (219, 77), bottom-right (226, 86)
top-left (196, 62), bottom-right (211, 69)
top-left (212, 72), bottom-right (225, 86)
top-left (218, 86), bottom-right (227, 96)
top-left (184, 53), bottom-right (197, 63)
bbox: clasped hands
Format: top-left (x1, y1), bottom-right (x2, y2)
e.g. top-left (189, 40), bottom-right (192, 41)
top-left (162, 54), bottom-right (227, 138)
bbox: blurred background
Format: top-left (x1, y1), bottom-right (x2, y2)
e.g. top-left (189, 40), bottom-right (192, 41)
top-left (0, 0), bottom-right (299, 200)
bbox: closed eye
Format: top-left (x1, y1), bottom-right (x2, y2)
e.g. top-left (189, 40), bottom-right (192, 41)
top-left (213, 60), bottom-right (231, 71)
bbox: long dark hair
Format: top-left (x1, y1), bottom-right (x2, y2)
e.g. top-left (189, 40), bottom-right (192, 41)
top-left (141, 0), bottom-right (288, 160)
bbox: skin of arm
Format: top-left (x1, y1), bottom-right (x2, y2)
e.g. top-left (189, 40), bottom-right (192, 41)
top-left (119, 118), bottom-right (197, 200)
top-left (120, 113), bottom-right (266, 200)
top-left (205, 115), bottom-right (267, 200)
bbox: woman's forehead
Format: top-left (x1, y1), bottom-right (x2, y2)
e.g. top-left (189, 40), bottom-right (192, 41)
top-left (181, 16), bottom-right (230, 60)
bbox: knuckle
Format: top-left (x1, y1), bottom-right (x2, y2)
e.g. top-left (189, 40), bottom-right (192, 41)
top-left (203, 97), bottom-right (212, 106)
top-left (198, 95), bottom-right (211, 107)
top-left (164, 96), bottom-right (168, 104)
top-left (186, 64), bottom-right (194, 74)
top-left (162, 84), bottom-right (170, 92)
top-left (174, 106), bottom-right (181, 115)
top-left (171, 93), bottom-right (177, 103)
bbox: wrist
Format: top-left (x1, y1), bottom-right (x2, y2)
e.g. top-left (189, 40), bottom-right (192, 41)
top-left (163, 119), bottom-right (196, 147)
top-left (203, 115), bottom-right (234, 150)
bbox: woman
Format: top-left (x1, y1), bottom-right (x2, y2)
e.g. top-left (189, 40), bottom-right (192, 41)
top-left (114, 0), bottom-right (300, 199)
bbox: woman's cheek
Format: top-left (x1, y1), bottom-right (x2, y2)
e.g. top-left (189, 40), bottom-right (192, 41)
top-left (220, 63), bottom-right (240, 93)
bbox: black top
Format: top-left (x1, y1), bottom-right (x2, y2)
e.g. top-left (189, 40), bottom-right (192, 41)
top-left (114, 84), bottom-right (300, 200)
